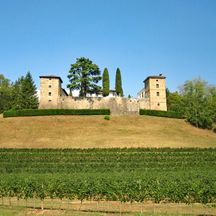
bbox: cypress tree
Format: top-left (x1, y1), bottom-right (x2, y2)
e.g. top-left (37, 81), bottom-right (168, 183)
top-left (102, 68), bottom-right (110, 97)
top-left (115, 68), bottom-right (123, 97)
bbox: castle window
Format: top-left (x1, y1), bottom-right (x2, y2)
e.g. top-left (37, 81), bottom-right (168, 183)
top-left (49, 100), bottom-right (52, 102)
top-left (157, 92), bottom-right (160, 96)
top-left (157, 103), bottom-right (160, 106)
top-left (156, 79), bottom-right (158, 82)
top-left (49, 85), bottom-right (52, 88)
top-left (49, 78), bottom-right (51, 80)
top-left (156, 84), bottom-right (159, 88)
top-left (49, 92), bottom-right (51, 96)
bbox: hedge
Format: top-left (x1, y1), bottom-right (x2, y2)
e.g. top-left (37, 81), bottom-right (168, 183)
top-left (139, 109), bottom-right (183, 119)
top-left (3, 109), bottom-right (110, 118)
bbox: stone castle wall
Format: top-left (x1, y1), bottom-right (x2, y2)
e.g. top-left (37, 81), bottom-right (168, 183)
top-left (39, 96), bottom-right (150, 115)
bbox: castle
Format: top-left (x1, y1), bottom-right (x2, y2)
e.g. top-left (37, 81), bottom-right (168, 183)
top-left (39, 74), bottom-right (167, 115)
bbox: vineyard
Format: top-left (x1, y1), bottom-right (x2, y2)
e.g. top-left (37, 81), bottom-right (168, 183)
top-left (0, 148), bottom-right (216, 212)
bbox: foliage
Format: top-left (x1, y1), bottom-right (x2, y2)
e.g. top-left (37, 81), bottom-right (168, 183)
top-left (0, 148), bottom-right (215, 174)
top-left (115, 68), bottom-right (123, 96)
top-left (180, 78), bottom-right (215, 129)
top-left (102, 68), bottom-right (110, 97)
top-left (209, 86), bottom-right (216, 122)
top-left (139, 109), bottom-right (183, 119)
top-left (67, 57), bottom-right (102, 97)
top-left (0, 74), bottom-right (12, 113)
top-left (167, 78), bottom-right (216, 129)
top-left (11, 72), bottom-right (38, 110)
top-left (0, 148), bottom-right (215, 205)
top-left (3, 109), bottom-right (111, 118)
top-left (104, 115), bottom-right (110, 120)
top-left (166, 89), bottom-right (184, 114)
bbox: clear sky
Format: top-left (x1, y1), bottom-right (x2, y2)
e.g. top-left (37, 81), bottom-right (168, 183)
top-left (0, 0), bottom-right (216, 96)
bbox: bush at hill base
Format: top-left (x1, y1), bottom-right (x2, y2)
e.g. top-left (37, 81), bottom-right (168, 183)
top-left (3, 109), bottom-right (110, 117)
top-left (139, 109), bottom-right (183, 119)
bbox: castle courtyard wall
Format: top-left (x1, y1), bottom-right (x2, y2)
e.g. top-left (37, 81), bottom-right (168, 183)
top-left (61, 97), bottom-right (140, 115)
top-left (39, 96), bottom-right (154, 115)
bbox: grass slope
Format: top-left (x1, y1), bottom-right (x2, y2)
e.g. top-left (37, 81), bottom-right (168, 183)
top-left (0, 115), bottom-right (216, 148)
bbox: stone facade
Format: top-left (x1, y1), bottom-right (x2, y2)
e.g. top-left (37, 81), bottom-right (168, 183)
top-left (39, 74), bottom-right (167, 115)
top-left (138, 75), bottom-right (167, 111)
top-left (39, 76), bottom-right (68, 109)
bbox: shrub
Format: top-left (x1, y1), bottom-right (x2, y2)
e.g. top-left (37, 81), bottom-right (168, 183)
top-left (3, 109), bottom-right (110, 118)
top-left (139, 109), bottom-right (183, 119)
top-left (104, 115), bottom-right (110, 120)
top-left (186, 112), bottom-right (213, 129)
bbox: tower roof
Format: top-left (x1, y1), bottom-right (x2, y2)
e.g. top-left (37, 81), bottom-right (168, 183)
top-left (143, 75), bottom-right (166, 83)
top-left (39, 75), bottom-right (63, 83)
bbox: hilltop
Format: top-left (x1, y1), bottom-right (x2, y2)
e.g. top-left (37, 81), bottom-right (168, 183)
top-left (0, 115), bottom-right (216, 148)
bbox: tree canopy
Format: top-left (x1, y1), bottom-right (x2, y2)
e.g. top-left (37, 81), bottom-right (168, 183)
top-left (67, 57), bottom-right (101, 97)
top-left (166, 89), bottom-right (184, 115)
top-left (102, 68), bottom-right (110, 97)
top-left (11, 72), bottom-right (38, 110)
top-left (0, 74), bottom-right (12, 113)
top-left (167, 78), bottom-right (216, 129)
top-left (115, 68), bottom-right (123, 97)
top-left (0, 72), bottom-right (38, 113)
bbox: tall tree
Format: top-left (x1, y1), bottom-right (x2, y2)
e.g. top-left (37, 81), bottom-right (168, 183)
top-left (180, 78), bottom-right (215, 129)
top-left (21, 72), bottom-right (38, 109)
top-left (11, 76), bottom-right (24, 110)
top-left (102, 68), bottom-right (110, 97)
top-left (115, 68), bottom-right (123, 96)
top-left (0, 74), bottom-right (12, 113)
top-left (67, 57), bottom-right (101, 97)
top-left (11, 72), bottom-right (38, 109)
top-left (166, 89), bottom-right (184, 114)
top-left (209, 86), bottom-right (216, 122)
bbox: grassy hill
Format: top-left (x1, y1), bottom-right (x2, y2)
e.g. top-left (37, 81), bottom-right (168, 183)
top-left (0, 114), bottom-right (216, 148)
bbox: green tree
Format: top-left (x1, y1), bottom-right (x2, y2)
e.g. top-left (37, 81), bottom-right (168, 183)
top-left (11, 72), bottom-right (38, 109)
top-left (0, 74), bottom-right (12, 113)
top-left (180, 78), bottom-right (215, 129)
top-left (102, 68), bottom-right (110, 97)
top-left (209, 86), bottom-right (216, 122)
top-left (11, 76), bottom-right (24, 110)
top-left (166, 89), bottom-right (184, 114)
top-left (115, 68), bottom-right (123, 96)
top-left (67, 57), bottom-right (101, 97)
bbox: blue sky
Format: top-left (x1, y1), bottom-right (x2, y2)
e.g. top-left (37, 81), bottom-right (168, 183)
top-left (0, 0), bottom-right (216, 96)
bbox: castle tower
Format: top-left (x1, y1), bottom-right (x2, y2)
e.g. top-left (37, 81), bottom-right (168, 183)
top-left (144, 74), bottom-right (167, 111)
top-left (39, 75), bottom-right (63, 109)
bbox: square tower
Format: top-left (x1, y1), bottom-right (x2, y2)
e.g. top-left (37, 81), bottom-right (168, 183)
top-left (39, 75), bottom-right (63, 108)
top-left (144, 74), bottom-right (167, 111)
